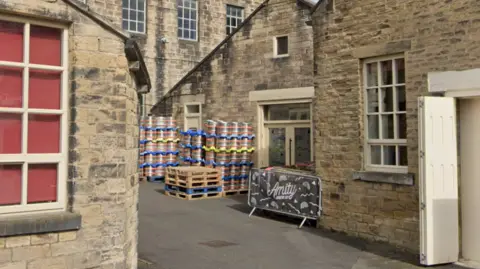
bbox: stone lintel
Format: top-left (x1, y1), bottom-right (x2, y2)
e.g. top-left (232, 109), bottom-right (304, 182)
top-left (352, 40), bottom-right (412, 59)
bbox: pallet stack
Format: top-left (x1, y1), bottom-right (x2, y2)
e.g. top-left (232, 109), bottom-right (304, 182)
top-left (164, 167), bottom-right (223, 200)
top-left (139, 116), bottom-right (180, 182)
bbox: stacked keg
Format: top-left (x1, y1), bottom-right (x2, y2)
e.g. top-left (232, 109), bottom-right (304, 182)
top-left (139, 116), bottom-right (179, 180)
top-left (179, 129), bottom-right (204, 166)
top-left (239, 122), bottom-right (255, 189)
top-left (215, 121), bottom-right (230, 188)
top-left (203, 120), bottom-right (217, 168)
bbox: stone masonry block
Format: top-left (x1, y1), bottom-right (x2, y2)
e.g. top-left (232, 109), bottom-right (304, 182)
top-left (5, 236), bottom-right (30, 248)
top-left (26, 256), bottom-right (69, 269)
top-left (0, 248), bottom-right (11, 264)
top-left (12, 245), bottom-right (51, 262)
top-left (30, 234), bottom-right (58, 246)
top-left (0, 261), bottom-right (26, 269)
top-left (0, 238), bottom-right (4, 248)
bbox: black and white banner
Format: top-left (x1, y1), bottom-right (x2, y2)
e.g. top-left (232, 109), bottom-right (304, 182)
top-left (248, 168), bottom-right (322, 219)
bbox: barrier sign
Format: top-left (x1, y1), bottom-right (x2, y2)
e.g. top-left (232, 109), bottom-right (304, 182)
top-left (248, 168), bottom-right (322, 227)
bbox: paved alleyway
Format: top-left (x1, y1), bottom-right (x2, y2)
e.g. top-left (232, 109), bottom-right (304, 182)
top-left (138, 182), bottom-right (472, 269)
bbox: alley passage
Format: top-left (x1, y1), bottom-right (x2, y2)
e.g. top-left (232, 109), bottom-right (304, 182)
top-left (138, 182), bottom-right (471, 269)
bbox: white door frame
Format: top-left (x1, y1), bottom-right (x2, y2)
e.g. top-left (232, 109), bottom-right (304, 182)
top-left (423, 69), bottom-right (480, 266)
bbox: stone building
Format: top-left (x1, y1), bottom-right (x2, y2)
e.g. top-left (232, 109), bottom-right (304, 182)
top-left (85, 0), bottom-right (263, 113)
top-left (0, 0), bottom-right (149, 268)
top-left (312, 0), bottom-right (480, 266)
top-left (151, 0), bottom-right (316, 169)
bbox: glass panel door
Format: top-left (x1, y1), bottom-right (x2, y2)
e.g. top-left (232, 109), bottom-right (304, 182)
top-left (293, 127), bottom-right (311, 166)
top-left (268, 128), bottom-right (286, 166)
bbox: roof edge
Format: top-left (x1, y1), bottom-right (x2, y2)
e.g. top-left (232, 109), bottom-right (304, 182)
top-left (61, 0), bottom-right (151, 92)
top-left (152, 0), bottom-right (270, 110)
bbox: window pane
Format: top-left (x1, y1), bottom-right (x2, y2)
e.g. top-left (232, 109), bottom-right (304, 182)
top-left (381, 114), bottom-right (394, 139)
top-left (227, 6), bottom-right (231, 15)
top-left (129, 0), bottom-right (136, 9)
top-left (185, 9), bottom-right (190, 19)
top-left (30, 25), bottom-right (62, 66)
top-left (383, 145), bottom-right (396, 165)
top-left (381, 87), bottom-right (394, 112)
top-left (269, 128), bottom-right (285, 166)
top-left (129, 21), bottom-right (136, 31)
top-left (294, 128), bottom-right (311, 165)
top-left (138, 23), bottom-right (145, 33)
top-left (122, 9), bottom-right (128, 20)
top-left (190, 21), bottom-right (196, 30)
top-left (227, 17), bottom-right (231, 27)
top-left (184, 29), bottom-right (190, 39)
top-left (27, 163), bottom-right (57, 203)
top-left (190, 31), bottom-right (196, 40)
top-left (122, 20), bottom-right (129, 30)
top-left (0, 113), bottom-right (22, 154)
top-left (397, 86), bottom-right (406, 111)
top-left (183, 20), bottom-right (189, 29)
top-left (130, 10), bottom-right (137, 21)
top-left (0, 20), bottom-right (23, 62)
top-left (191, 11), bottom-right (196, 20)
top-left (367, 115), bottom-right (379, 139)
top-left (122, 0), bottom-right (128, 8)
top-left (28, 114), bottom-right (60, 153)
top-left (399, 146), bottom-right (408, 166)
top-left (138, 11), bottom-right (145, 22)
top-left (177, 29), bottom-right (182, 37)
top-left (191, 0), bottom-right (196, 9)
top-left (138, 0), bottom-right (145, 11)
top-left (0, 164), bottom-right (22, 205)
top-left (395, 58), bottom-right (405, 84)
top-left (29, 70), bottom-right (61, 109)
top-left (397, 114), bottom-right (407, 139)
top-left (266, 103), bottom-right (310, 121)
top-left (366, 88), bottom-right (378, 113)
top-left (0, 66), bottom-right (23, 108)
top-left (370, 145), bottom-right (381, 165)
top-left (365, 62), bottom-right (378, 87)
top-left (276, 36), bottom-right (288, 55)
top-left (380, 60), bottom-right (393, 85)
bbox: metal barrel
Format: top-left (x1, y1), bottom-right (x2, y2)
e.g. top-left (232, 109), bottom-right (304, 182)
top-left (166, 154), bottom-right (177, 164)
top-left (216, 121), bottom-right (229, 137)
top-left (143, 166), bottom-right (153, 177)
top-left (240, 165), bottom-right (249, 176)
top-left (144, 153), bottom-right (154, 164)
top-left (230, 165), bottom-right (240, 178)
top-left (233, 180), bottom-right (241, 190)
top-left (228, 122), bottom-right (239, 137)
top-left (239, 138), bottom-right (252, 148)
top-left (191, 135), bottom-right (203, 147)
top-left (240, 151), bottom-right (251, 161)
top-left (154, 166), bottom-right (165, 178)
top-left (217, 165), bottom-right (229, 178)
top-left (165, 130), bottom-right (176, 140)
top-left (139, 142), bottom-right (146, 153)
top-left (182, 161), bottom-right (191, 167)
top-left (205, 151), bottom-right (215, 161)
top-left (141, 116), bottom-right (154, 128)
top-left (239, 122), bottom-right (253, 136)
top-left (230, 153), bottom-right (240, 164)
top-left (191, 149), bottom-right (203, 161)
top-left (155, 154), bottom-right (167, 164)
top-left (204, 120), bottom-right (217, 136)
top-left (165, 117), bottom-right (176, 128)
top-left (228, 138), bottom-right (239, 149)
top-left (154, 116), bottom-right (167, 128)
top-left (181, 134), bottom-right (192, 146)
top-left (215, 138), bottom-right (228, 150)
top-left (166, 141), bottom-right (177, 152)
top-left (140, 127), bottom-right (146, 141)
top-left (146, 128), bottom-right (154, 141)
top-left (145, 141), bottom-right (155, 152)
top-left (182, 148), bottom-right (192, 158)
top-left (216, 152), bottom-right (230, 163)
top-left (205, 137), bottom-right (215, 148)
top-left (240, 179), bottom-right (248, 190)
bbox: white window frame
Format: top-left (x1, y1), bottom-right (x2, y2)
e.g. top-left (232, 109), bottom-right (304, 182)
top-left (122, 0), bottom-right (146, 34)
top-left (183, 102), bottom-right (202, 131)
top-left (363, 54), bottom-right (407, 173)
top-left (273, 35), bottom-right (289, 58)
top-left (178, 0), bottom-right (198, 41)
top-left (0, 15), bottom-right (68, 216)
top-left (226, 4), bottom-right (244, 35)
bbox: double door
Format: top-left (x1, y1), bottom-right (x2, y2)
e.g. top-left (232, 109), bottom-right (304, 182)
top-left (267, 124), bottom-right (311, 167)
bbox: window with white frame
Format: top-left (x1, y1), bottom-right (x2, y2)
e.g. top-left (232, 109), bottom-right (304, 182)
top-left (0, 17), bottom-right (68, 215)
top-left (274, 35), bottom-right (289, 57)
top-left (184, 103), bottom-right (201, 131)
top-left (177, 0), bottom-right (197, 41)
top-left (122, 0), bottom-right (146, 34)
top-left (226, 5), bottom-right (243, 35)
top-left (364, 56), bottom-right (407, 172)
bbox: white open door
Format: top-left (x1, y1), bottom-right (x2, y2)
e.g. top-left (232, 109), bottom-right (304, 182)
top-left (419, 96), bottom-right (459, 266)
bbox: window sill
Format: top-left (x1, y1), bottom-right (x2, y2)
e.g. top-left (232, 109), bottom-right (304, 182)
top-left (273, 54), bottom-right (289, 59)
top-left (0, 212), bottom-right (81, 237)
top-left (352, 171), bottom-right (415, 186)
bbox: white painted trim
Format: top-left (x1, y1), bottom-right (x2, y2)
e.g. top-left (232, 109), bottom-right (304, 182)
top-left (428, 68), bottom-right (480, 94)
top-left (183, 102), bottom-right (202, 131)
top-left (249, 87), bottom-right (314, 102)
top-left (0, 17), bottom-right (68, 216)
top-left (273, 34), bottom-right (289, 58)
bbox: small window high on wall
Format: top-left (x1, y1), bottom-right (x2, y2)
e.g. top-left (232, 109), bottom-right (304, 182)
top-left (274, 35), bottom-right (289, 57)
top-left (178, 0), bottom-right (198, 41)
top-left (184, 103), bottom-right (202, 131)
top-left (0, 16), bottom-right (68, 215)
top-left (226, 5), bottom-right (243, 35)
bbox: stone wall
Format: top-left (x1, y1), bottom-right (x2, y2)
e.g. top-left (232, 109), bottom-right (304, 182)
top-left (152, 0), bottom-right (314, 130)
top-left (0, 1), bottom-right (140, 268)
top-left (312, 0), bottom-right (480, 251)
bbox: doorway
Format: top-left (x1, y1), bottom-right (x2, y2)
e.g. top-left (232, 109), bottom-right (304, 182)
top-left (459, 98), bottom-right (480, 263)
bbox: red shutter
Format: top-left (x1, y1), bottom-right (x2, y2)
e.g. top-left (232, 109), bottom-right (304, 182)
top-left (27, 163), bottom-right (57, 203)
top-left (29, 25), bottom-right (61, 66)
top-left (0, 20), bottom-right (23, 62)
top-left (27, 114), bottom-right (60, 153)
top-left (0, 165), bottom-right (22, 205)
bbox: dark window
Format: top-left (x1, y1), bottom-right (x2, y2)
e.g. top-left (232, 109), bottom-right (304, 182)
top-left (276, 36), bottom-right (288, 56)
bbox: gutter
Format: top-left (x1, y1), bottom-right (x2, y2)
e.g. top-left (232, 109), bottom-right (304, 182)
top-left (61, 0), bottom-right (151, 92)
top-left (152, 0), bottom-right (270, 111)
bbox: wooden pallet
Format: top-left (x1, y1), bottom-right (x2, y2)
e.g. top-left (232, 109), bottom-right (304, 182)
top-left (165, 177), bottom-right (222, 188)
top-left (166, 167), bottom-right (220, 181)
top-left (164, 190), bottom-right (222, 200)
top-left (223, 189), bottom-right (249, 197)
